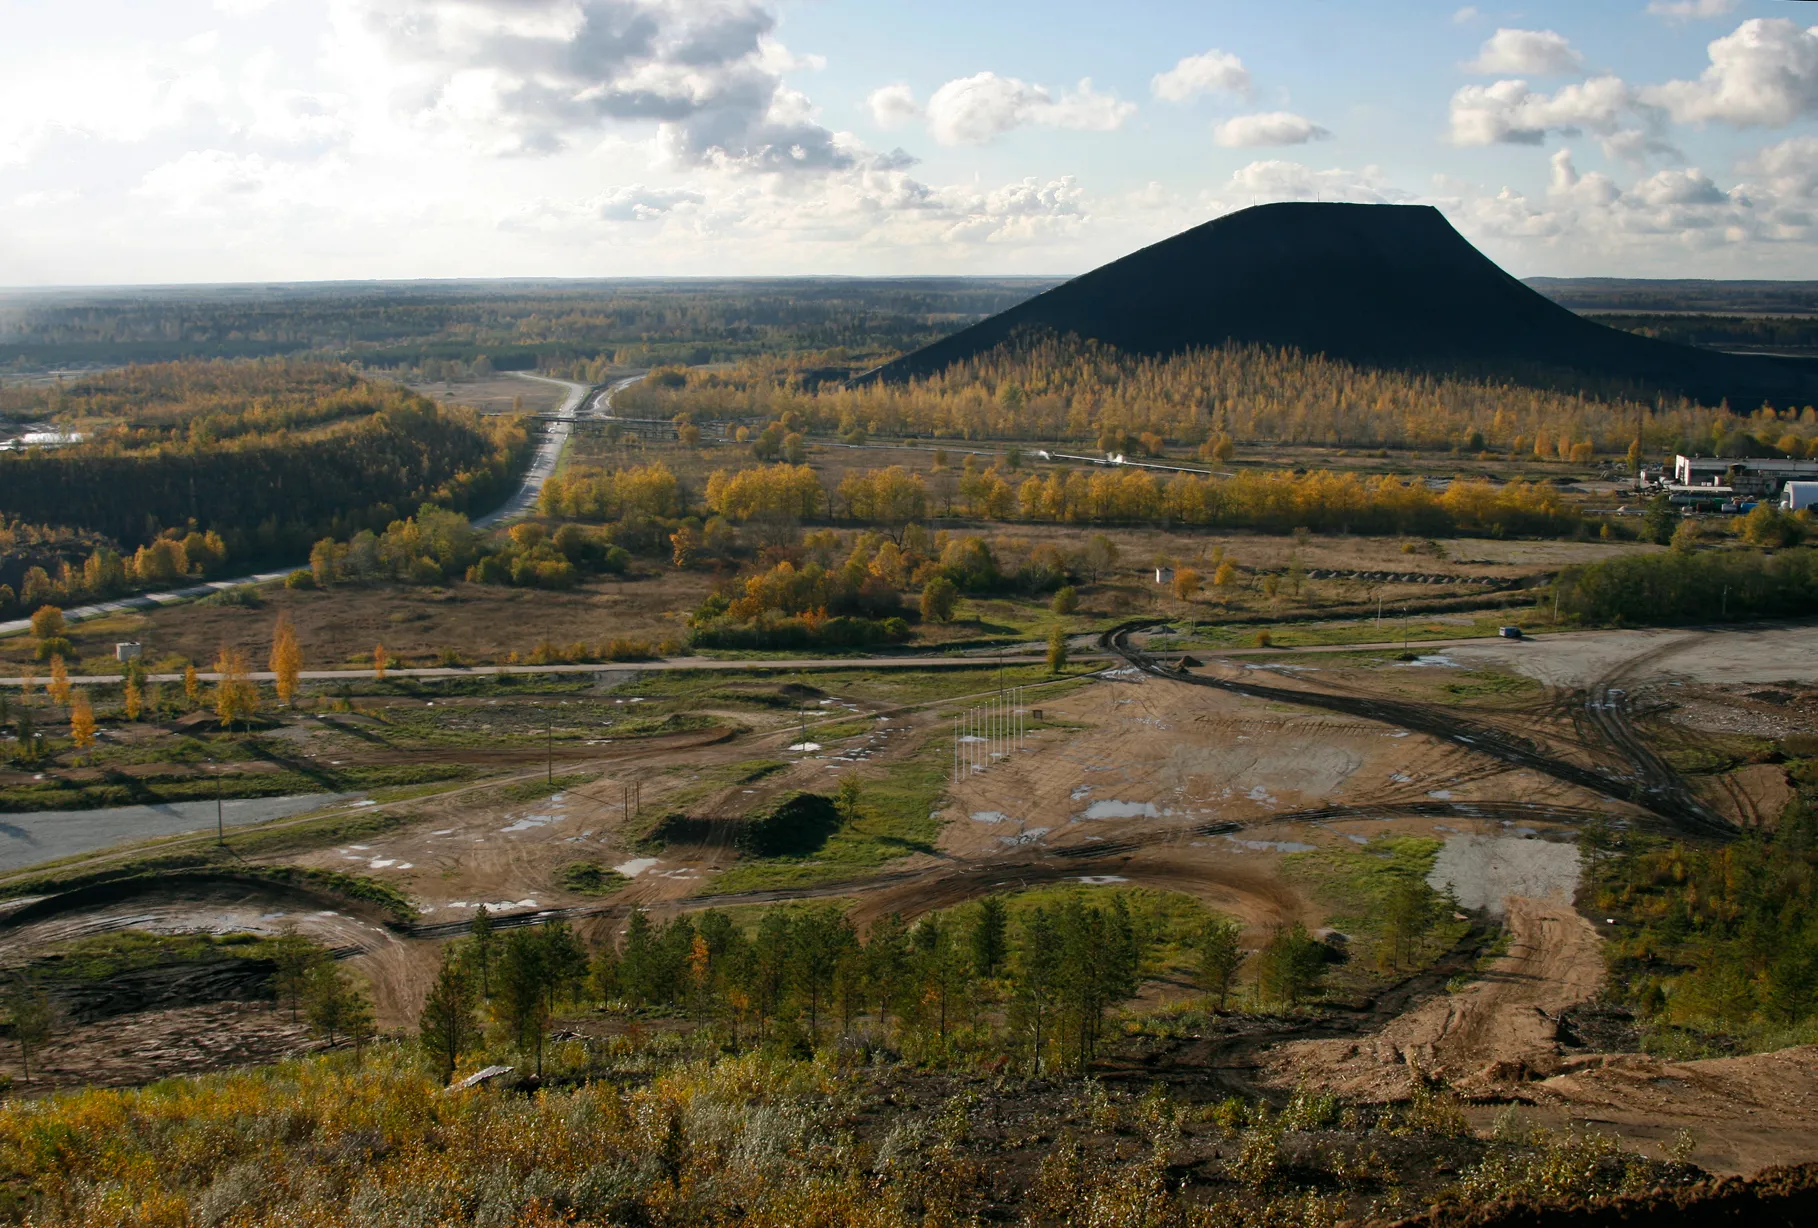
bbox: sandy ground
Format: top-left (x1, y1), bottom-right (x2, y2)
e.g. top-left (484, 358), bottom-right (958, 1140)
top-left (1518, 1047), bottom-right (1818, 1175)
top-left (0, 1001), bottom-right (322, 1093)
top-left (1448, 623), bottom-right (1818, 689)
top-left (405, 374), bottom-right (571, 416)
top-left (1258, 897), bottom-right (1607, 1097)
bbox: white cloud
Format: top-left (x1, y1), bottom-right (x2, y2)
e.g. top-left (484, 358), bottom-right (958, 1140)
top-left (1642, 17), bottom-right (1818, 128)
top-left (326, 0), bottom-right (863, 172)
top-left (1464, 29), bottom-right (1585, 76)
top-left (1224, 160), bottom-right (1409, 205)
top-left (924, 72), bottom-right (1134, 145)
top-left (131, 150), bottom-right (343, 218)
top-left (213, 0), bottom-right (275, 14)
top-left (867, 84), bottom-right (921, 129)
top-left (1447, 76), bottom-right (1634, 145)
top-left (1646, 0), bottom-right (1739, 21)
top-left (1547, 149), bottom-right (1621, 208)
top-left (0, 51), bottom-right (226, 166)
top-left (1151, 50), bottom-right (1250, 102)
top-left (592, 184), bottom-right (705, 221)
top-left (1213, 111), bottom-right (1331, 148)
top-left (11, 190), bottom-right (80, 210)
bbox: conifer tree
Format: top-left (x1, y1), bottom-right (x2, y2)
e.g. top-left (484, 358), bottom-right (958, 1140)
top-left (469, 905), bottom-right (496, 999)
top-left (971, 896), bottom-right (1009, 978)
top-left (419, 947), bottom-right (478, 1083)
top-left (1195, 917), bottom-right (1245, 1011)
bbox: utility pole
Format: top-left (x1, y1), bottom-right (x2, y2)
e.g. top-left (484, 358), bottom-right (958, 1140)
top-left (215, 762), bottom-right (224, 846)
top-left (546, 716), bottom-right (553, 785)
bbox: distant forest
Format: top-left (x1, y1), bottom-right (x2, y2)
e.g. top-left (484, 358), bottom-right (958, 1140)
top-left (0, 280), bottom-right (1056, 373)
top-left (0, 361), bottom-right (529, 560)
top-left (620, 334), bottom-right (1818, 458)
top-left (1589, 314), bottom-right (1818, 356)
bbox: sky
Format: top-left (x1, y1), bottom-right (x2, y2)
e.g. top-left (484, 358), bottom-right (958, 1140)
top-left (8, 0), bottom-right (1818, 285)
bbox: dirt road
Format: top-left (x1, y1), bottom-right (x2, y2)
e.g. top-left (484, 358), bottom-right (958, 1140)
top-left (1260, 897), bottom-right (1605, 1098)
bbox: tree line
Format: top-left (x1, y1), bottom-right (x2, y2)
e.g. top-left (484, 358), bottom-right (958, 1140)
top-left (0, 362), bottom-right (531, 564)
top-left (0, 282), bottom-right (1052, 372)
top-left (419, 891), bottom-right (1336, 1082)
top-left (615, 333), bottom-right (1818, 458)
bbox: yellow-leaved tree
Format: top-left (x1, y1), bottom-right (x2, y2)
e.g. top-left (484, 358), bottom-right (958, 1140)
top-left (123, 675), bottom-right (143, 721)
top-left (183, 664), bottom-right (201, 710)
top-left (373, 644), bottom-right (389, 680)
top-left (68, 691), bottom-right (96, 755)
top-left (47, 656), bottom-right (70, 708)
top-left (270, 614), bottom-right (303, 707)
top-left (214, 648), bottom-right (259, 729)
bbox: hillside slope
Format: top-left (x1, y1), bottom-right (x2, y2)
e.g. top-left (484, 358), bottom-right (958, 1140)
top-left (862, 202), bottom-right (1818, 406)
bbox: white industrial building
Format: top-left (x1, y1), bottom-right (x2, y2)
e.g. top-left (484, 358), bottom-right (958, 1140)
top-left (1673, 454), bottom-right (1818, 496)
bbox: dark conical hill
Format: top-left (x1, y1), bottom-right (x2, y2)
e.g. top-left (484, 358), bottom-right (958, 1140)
top-left (861, 202), bottom-right (1818, 406)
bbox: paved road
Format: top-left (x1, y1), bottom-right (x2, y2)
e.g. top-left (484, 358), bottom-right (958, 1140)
top-left (472, 373), bottom-right (596, 529)
top-left (0, 373), bottom-right (595, 641)
top-left (0, 792), bottom-right (359, 874)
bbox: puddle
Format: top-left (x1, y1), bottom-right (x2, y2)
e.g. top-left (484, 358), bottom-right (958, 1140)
top-left (1427, 834), bottom-right (1580, 916)
top-left (1070, 785), bottom-right (1094, 800)
top-left (1221, 834), bottom-right (1317, 853)
top-left (998, 828), bottom-right (1049, 846)
top-left (1079, 799), bottom-right (1159, 820)
top-left (500, 812), bottom-right (563, 833)
top-left (1427, 789), bottom-right (1454, 800)
top-left (614, 858), bottom-right (660, 878)
top-left (1074, 875), bottom-right (1128, 885)
top-left (1395, 655), bottom-right (1463, 668)
top-left (970, 811), bottom-right (1011, 824)
top-left (787, 742), bottom-right (822, 752)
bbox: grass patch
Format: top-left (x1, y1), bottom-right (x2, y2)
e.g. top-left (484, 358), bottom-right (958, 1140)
top-left (0, 762), bottom-right (479, 814)
top-left (702, 739), bottom-right (949, 895)
top-left (224, 808), bottom-right (419, 858)
top-left (19, 930), bottom-right (294, 983)
top-left (611, 663), bottom-right (1080, 714)
top-left (1658, 733), bottom-right (1778, 776)
top-left (1440, 670), bottom-right (1542, 702)
top-left (557, 861), bottom-right (628, 897)
top-left (1281, 836), bottom-right (1471, 992)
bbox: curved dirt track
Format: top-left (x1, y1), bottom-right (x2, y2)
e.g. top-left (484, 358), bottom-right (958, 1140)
top-left (1105, 625), bottom-right (1734, 838)
top-left (1258, 897), bottom-right (1604, 1099)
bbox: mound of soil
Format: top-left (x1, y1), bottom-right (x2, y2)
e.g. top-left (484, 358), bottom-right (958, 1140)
top-left (861, 203), bottom-right (1818, 406)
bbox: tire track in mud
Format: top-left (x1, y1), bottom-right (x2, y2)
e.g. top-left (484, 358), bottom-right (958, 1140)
top-left (1106, 625), bottom-right (1735, 839)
